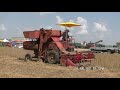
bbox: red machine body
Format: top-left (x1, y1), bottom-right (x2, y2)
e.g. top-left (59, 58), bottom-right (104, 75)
top-left (23, 28), bottom-right (95, 67)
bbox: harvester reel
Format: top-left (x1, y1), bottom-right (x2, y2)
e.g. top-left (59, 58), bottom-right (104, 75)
top-left (25, 54), bottom-right (32, 61)
top-left (46, 50), bottom-right (59, 64)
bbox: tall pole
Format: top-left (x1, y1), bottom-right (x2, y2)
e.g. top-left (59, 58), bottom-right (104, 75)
top-left (65, 26), bottom-right (68, 47)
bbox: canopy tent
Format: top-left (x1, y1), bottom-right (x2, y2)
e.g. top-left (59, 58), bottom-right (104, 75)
top-left (0, 39), bottom-right (10, 42)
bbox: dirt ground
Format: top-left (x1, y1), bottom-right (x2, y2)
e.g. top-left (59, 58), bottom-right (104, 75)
top-left (0, 47), bottom-right (120, 78)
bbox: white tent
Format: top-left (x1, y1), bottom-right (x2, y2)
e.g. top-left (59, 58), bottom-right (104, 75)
top-left (3, 39), bottom-right (9, 42)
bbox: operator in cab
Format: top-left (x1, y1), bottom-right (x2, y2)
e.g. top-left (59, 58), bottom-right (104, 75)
top-left (62, 29), bottom-right (70, 41)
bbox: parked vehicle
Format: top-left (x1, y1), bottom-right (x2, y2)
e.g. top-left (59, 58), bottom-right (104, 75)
top-left (90, 44), bottom-right (119, 54)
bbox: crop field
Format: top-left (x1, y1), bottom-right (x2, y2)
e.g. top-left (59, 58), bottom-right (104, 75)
top-left (0, 47), bottom-right (120, 78)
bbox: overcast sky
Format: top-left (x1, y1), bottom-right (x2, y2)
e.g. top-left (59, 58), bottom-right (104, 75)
top-left (0, 12), bottom-right (120, 45)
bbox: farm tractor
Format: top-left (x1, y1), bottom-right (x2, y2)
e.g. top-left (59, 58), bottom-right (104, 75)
top-left (23, 22), bottom-right (95, 67)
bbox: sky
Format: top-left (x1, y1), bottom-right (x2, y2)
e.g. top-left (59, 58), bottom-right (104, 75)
top-left (0, 12), bottom-right (120, 45)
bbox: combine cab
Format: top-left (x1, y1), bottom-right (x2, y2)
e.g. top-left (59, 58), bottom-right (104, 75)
top-left (23, 28), bottom-right (95, 67)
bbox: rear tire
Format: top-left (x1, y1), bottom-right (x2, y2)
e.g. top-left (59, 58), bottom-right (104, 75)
top-left (25, 54), bottom-right (32, 61)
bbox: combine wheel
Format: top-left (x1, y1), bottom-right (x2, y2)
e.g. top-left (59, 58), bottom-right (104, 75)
top-left (25, 54), bottom-right (32, 61)
top-left (46, 50), bottom-right (59, 64)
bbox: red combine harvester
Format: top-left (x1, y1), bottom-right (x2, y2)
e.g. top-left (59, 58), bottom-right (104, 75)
top-left (23, 28), bottom-right (95, 67)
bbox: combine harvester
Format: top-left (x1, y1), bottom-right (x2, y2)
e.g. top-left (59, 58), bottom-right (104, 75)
top-left (22, 22), bottom-right (95, 67)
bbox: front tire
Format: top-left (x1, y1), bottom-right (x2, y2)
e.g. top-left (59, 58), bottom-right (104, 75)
top-left (46, 50), bottom-right (59, 64)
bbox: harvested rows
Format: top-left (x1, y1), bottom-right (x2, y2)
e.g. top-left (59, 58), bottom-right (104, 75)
top-left (0, 47), bottom-right (120, 78)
